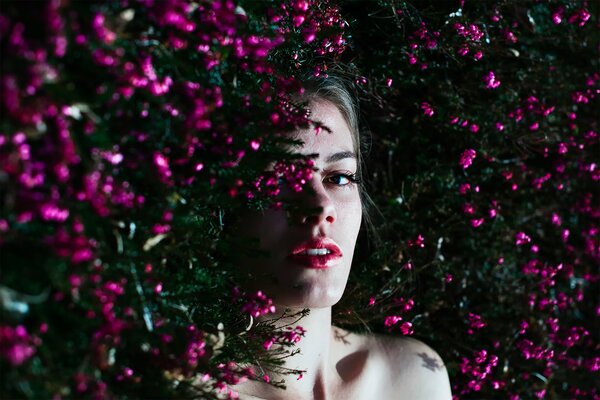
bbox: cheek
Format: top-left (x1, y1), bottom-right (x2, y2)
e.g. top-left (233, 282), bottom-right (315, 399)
top-left (237, 209), bottom-right (288, 249)
top-left (338, 194), bottom-right (363, 242)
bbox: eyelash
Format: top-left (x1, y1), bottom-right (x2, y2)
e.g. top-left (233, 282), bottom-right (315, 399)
top-left (325, 171), bottom-right (361, 187)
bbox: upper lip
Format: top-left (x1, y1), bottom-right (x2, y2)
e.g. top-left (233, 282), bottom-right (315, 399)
top-left (289, 237), bottom-right (342, 257)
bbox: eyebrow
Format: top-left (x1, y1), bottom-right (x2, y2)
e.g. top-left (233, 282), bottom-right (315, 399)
top-left (305, 150), bottom-right (357, 165)
top-left (325, 150), bottom-right (357, 163)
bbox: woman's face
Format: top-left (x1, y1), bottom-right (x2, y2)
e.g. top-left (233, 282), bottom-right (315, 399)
top-left (236, 98), bottom-right (363, 309)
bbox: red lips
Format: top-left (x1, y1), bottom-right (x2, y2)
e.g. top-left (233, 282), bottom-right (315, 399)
top-left (287, 237), bottom-right (342, 269)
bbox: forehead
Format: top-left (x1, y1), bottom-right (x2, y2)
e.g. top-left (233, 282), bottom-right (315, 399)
top-left (289, 98), bottom-right (355, 157)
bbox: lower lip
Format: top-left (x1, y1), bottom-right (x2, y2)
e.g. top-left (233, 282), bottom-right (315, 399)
top-left (287, 253), bottom-right (342, 269)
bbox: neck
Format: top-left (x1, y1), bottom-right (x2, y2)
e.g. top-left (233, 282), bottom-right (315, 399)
top-left (245, 306), bottom-right (336, 399)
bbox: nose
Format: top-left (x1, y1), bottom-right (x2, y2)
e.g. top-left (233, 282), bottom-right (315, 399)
top-left (293, 175), bottom-right (336, 226)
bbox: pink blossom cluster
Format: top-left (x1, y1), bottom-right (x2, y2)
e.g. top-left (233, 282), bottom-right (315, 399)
top-left (383, 316), bottom-right (414, 336)
top-left (420, 102), bottom-right (434, 117)
top-left (516, 339), bottom-right (554, 361)
top-left (552, 6), bottom-right (591, 27)
top-left (82, 170), bottom-right (142, 216)
top-left (549, 324), bottom-right (590, 350)
top-left (501, 28), bottom-right (518, 44)
top-left (456, 349), bottom-right (500, 395)
top-left (47, 220), bottom-right (96, 265)
top-left (454, 22), bottom-right (484, 42)
top-left (235, 289), bottom-right (276, 318)
top-left (272, 158), bottom-right (316, 194)
top-left (0, 118), bottom-right (80, 224)
top-left (521, 260), bottom-right (567, 291)
top-left (448, 115), bottom-right (480, 133)
top-left (0, 325), bottom-right (41, 366)
top-left (184, 325), bottom-right (207, 368)
top-left (483, 71), bottom-right (501, 89)
top-left (90, 277), bottom-right (130, 347)
top-left (393, 297), bottom-right (415, 312)
top-left (459, 149), bottom-right (477, 169)
top-left (466, 313), bottom-right (486, 334)
top-left (210, 361), bottom-right (255, 399)
top-left (460, 199), bottom-right (498, 228)
top-left (405, 22), bottom-right (440, 69)
top-left (514, 231), bottom-right (531, 246)
top-left (263, 325), bottom-right (306, 350)
top-left (500, 95), bottom-right (559, 135)
top-left (382, 297), bottom-right (415, 335)
top-left (408, 234), bottom-right (425, 248)
top-left (136, 0), bottom-right (284, 72)
top-left (271, 0), bottom-right (347, 57)
top-left (124, 55), bottom-right (173, 97)
top-left (453, 22), bottom-right (484, 60)
top-left (216, 361), bottom-right (255, 386)
top-left (246, 157), bottom-right (316, 204)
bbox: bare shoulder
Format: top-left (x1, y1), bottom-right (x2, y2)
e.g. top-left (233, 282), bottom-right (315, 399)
top-left (369, 334), bottom-right (452, 400)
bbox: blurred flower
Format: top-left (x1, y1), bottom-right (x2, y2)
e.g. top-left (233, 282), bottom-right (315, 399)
top-left (484, 71), bottom-right (501, 89)
top-left (459, 149), bottom-right (477, 169)
top-left (0, 325), bottom-right (40, 366)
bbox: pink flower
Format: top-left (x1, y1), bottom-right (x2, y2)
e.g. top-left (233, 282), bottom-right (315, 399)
top-left (515, 232), bottom-right (531, 246)
top-left (408, 234), bottom-right (425, 248)
top-left (384, 315), bottom-right (402, 327)
top-left (503, 29), bottom-right (518, 43)
top-left (558, 142), bottom-right (568, 154)
top-left (393, 297), bottom-right (415, 312)
top-left (239, 290), bottom-right (276, 318)
top-left (459, 183), bottom-right (471, 194)
top-left (0, 325), bottom-right (39, 366)
top-left (551, 213), bottom-right (562, 226)
top-left (552, 7), bottom-right (565, 24)
top-left (471, 218), bottom-right (484, 228)
top-left (39, 203), bottom-right (69, 222)
top-left (263, 338), bottom-right (275, 351)
top-left (459, 149), bottom-right (477, 169)
top-left (399, 322), bottom-right (414, 335)
top-left (484, 71), bottom-right (501, 89)
top-left (421, 102), bottom-right (434, 117)
top-left (263, 326), bottom-right (306, 351)
top-left (153, 152), bottom-right (172, 183)
top-left (463, 203), bottom-right (475, 214)
top-left (467, 313), bottom-right (487, 332)
top-left (568, 8), bottom-right (591, 27)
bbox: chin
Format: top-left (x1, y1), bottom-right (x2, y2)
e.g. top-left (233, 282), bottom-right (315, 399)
top-left (270, 277), bottom-right (348, 309)
top-left (240, 256), bottom-right (353, 309)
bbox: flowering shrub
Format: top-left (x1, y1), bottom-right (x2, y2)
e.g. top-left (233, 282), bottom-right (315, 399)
top-left (0, 0), bottom-right (340, 397)
top-left (334, 1), bottom-right (598, 399)
top-left (1, 0), bottom-right (598, 399)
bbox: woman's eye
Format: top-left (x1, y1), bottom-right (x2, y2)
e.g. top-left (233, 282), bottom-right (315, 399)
top-left (326, 173), bottom-right (358, 186)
